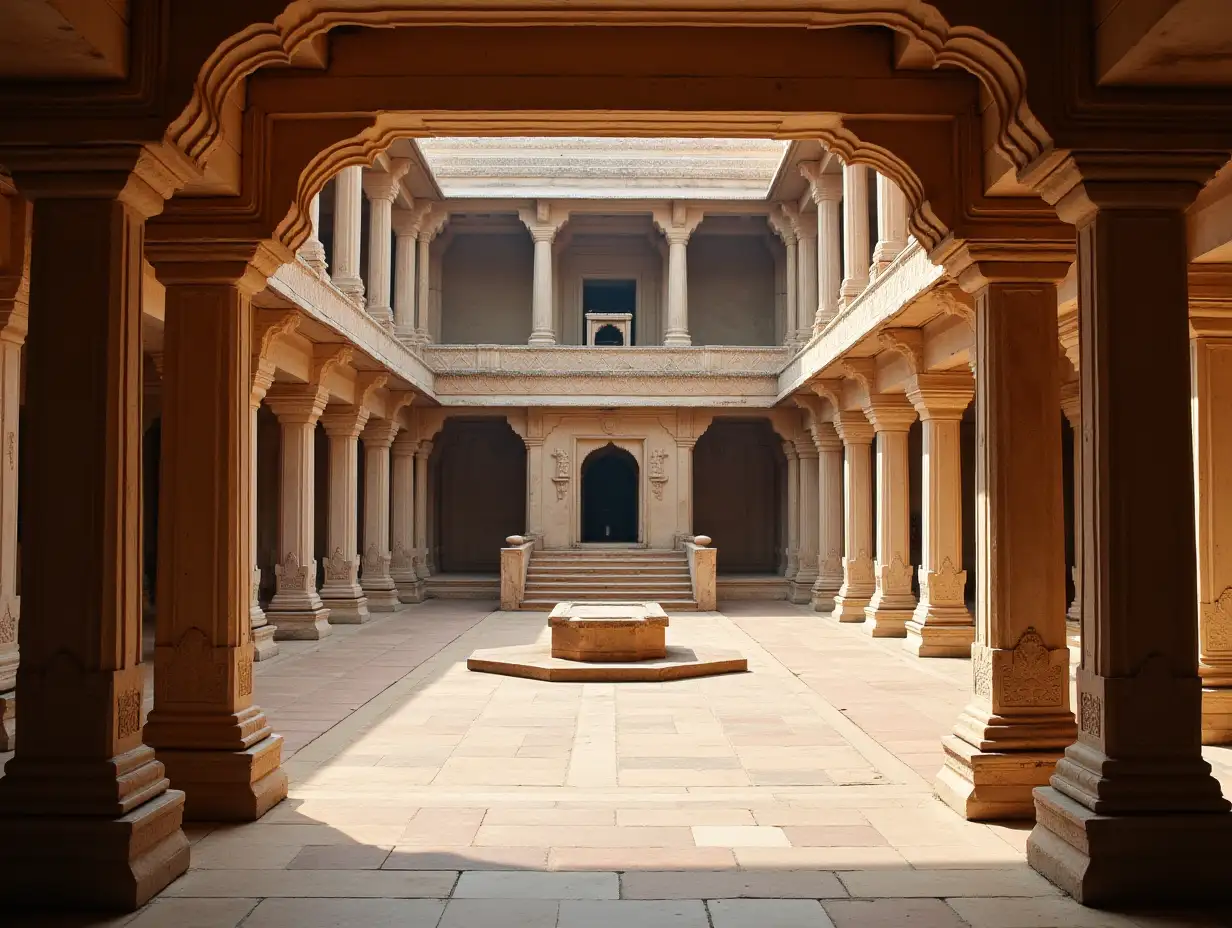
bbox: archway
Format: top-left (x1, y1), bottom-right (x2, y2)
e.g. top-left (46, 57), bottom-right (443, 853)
top-left (581, 444), bottom-right (639, 543)
top-left (694, 419), bottom-right (784, 573)
top-left (432, 417), bottom-right (526, 572)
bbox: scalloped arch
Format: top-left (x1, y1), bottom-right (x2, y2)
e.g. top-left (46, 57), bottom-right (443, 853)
top-left (167, 1), bottom-right (1051, 185)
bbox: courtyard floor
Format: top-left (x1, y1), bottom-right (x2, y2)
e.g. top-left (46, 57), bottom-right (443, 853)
top-left (10, 599), bottom-right (1232, 927)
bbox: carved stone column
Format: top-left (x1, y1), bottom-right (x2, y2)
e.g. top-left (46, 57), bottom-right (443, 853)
top-left (1023, 153), bottom-right (1232, 906)
top-left (264, 387), bottom-right (332, 640)
top-left (1193, 289), bottom-right (1232, 743)
top-left (415, 441), bottom-right (434, 579)
top-left (872, 173), bottom-right (909, 275)
top-left (393, 205), bottom-right (424, 341)
top-left (791, 438), bottom-right (820, 603)
top-left (811, 421), bottom-right (845, 611)
top-left (519, 202), bottom-right (568, 347)
top-left (298, 192), bottom-right (327, 274)
top-left (145, 241), bottom-right (289, 823)
top-left (654, 203), bottom-right (703, 348)
top-left (794, 216), bottom-right (818, 347)
top-left (769, 208), bottom-right (797, 348)
top-left (840, 162), bottom-right (870, 304)
top-left (935, 254), bottom-right (1075, 823)
top-left (782, 441), bottom-right (800, 582)
top-left (905, 372), bottom-right (975, 657)
top-left (862, 396), bottom-right (918, 636)
top-left (676, 438), bottom-right (695, 540)
top-left (413, 209), bottom-right (447, 347)
top-left (1059, 380), bottom-right (1081, 628)
top-left (800, 162), bottom-right (843, 332)
top-left (362, 169), bottom-right (400, 327)
top-left (831, 411), bottom-right (876, 621)
top-left (0, 152), bottom-right (191, 908)
top-left (361, 419), bottom-right (401, 611)
top-left (524, 435), bottom-right (544, 542)
top-left (390, 432), bottom-right (423, 604)
top-left (319, 407), bottom-right (371, 623)
top-left (0, 194), bottom-right (26, 752)
top-left (248, 355), bottom-right (278, 659)
top-left (331, 165), bottom-right (365, 305)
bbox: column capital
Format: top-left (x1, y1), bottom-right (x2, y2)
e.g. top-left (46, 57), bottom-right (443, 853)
top-left (519, 201), bottom-right (569, 243)
top-left (417, 206), bottom-right (449, 243)
top-left (938, 238), bottom-right (1075, 295)
top-left (808, 419), bottom-right (843, 453)
top-left (146, 239), bottom-right (290, 298)
top-left (833, 410), bottom-right (875, 445)
top-left (781, 439), bottom-right (799, 461)
top-left (652, 201), bottom-right (704, 244)
top-left (414, 439), bottom-right (434, 460)
top-left (1189, 264), bottom-right (1232, 337)
top-left (320, 404), bottom-right (371, 438)
top-left (793, 436), bottom-right (819, 459)
top-left (265, 384), bottom-right (328, 425)
top-left (906, 371), bottom-right (975, 420)
top-left (1024, 150), bottom-right (1229, 227)
top-left (361, 418), bottom-right (401, 449)
top-left (392, 201), bottom-right (431, 237)
top-left (862, 394), bottom-right (918, 432)
top-left (767, 207), bottom-right (797, 246)
top-left (392, 432), bottom-right (420, 457)
top-left (800, 161), bottom-right (843, 204)
top-left (362, 159), bottom-right (411, 203)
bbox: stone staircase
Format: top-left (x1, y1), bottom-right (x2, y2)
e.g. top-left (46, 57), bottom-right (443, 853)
top-left (520, 549), bottom-right (698, 611)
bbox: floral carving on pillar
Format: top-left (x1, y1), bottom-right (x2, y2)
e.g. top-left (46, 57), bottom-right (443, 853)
top-left (390, 540), bottom-right (414, 570)
top-left (972, 647), bottom-right (993, 698)
top-left (877, 555), bottom-right (914, 595)
top-left (551, 448), bottom-right (571, 502)
top-left (0, 601), bottom-right (14, 645)
top-left (1200, 587), bottom-right (1232, 654)
top-left (921, 557), bottom-right (967, 605)
top-left (362, 543), bottom-right (391, 575)
top-left (324, 547), bottom-right (356, 584)
top-left (237, 656), bottom-right (254, 698)
top-left (844, 552), bottom-right (876, 586)
top-left (995, 627), bottom-right (1066, 708)
top-left (275, 552), bottom-right (313, 593)
top-left (1079, 691), bottom-right (1102, 737)
top-left (116, 688), bottom-right (143, 738)
top-left (648, 449), bottom-right (670, 501)
top-left (161, 628), bottom-right (229, 706)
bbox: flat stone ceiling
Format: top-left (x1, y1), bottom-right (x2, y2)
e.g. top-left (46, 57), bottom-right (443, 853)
top-left (415, 137), bottom-right (790, 199)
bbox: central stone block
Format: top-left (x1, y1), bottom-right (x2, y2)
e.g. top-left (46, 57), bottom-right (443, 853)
top-left (549, 601), bottom-right (669, 662)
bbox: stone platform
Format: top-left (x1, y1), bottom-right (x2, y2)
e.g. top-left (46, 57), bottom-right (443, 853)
top-left (468, 600), bottom-right (747, 682)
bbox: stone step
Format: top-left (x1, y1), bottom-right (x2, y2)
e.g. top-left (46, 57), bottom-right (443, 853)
top-left (521, 598), bottom-right (699, 611)
top-left (523, 587), bottom-right (695, 597)
top-left (526, 571), bottom-right (692, 581)
top-left (531, 556), bottom-right (687, 566)
top-left (525, 582), bottom-right (693, 593)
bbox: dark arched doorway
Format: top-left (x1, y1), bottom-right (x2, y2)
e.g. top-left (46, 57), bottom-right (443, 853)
top-left (581, 444), bottom-right (639, 543)
top-left (694, 419), bottom-right (784, 573)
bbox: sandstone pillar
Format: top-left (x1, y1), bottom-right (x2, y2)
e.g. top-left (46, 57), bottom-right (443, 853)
top-left (393, 206), bottom-right (423, 341)
top-left (832, 412), bottom-right (876, 621)
top-left (1025, 155), bottom-right (1232, 905)
top-left (520, 202), bottom-right (567, 347)
top-left (791, 439), bottom-right (820, 603)
top-left (298, 193), bottom-right (327, 274)
top-left (416, 229), bottom-right (433, 345)
top-left (676, 438), bottom-right (695, 539)
top-left (935, 259), bottom-right (1075, 822)
top-left (362, 170), bottom-right (399, 327)
top-left (872, 173), bottom-right (909, 275)
top-left (390, 432), bottom-right (423, 603)
top-left (905, 373), bottom-right (974, 657)
top-left (769, 210), bottom-right (797, 348)
top-left (795, 219), bottom-right (818, 346)
top-left (525, 436), bottom-right (544, 541)
top-left (811, 421), bottom-right (845, 611)
top-left (0, 202), bottom-right (26, 751)
top-left (264, 388), bottom-right (332, 639)
top-left (1056, 381), bottom-right (1081, 635)
top-left (415, 441), bottom-right (434, 579)
top-left (331, 165), bottom-right (365, 305)
top-left (840, 162), bottom-right (870, 304)
top-left (0, 153), bottom-right (191, 909)
top-left (320, 407), bottom-right (371, 622)
top-left (361, 420), bottom-right (401, 611)
top-left (248, 349), bottom-right (281, 661)
top-left (862, 397), bottom-right (918, 636)
top-left (145, 242), bottom-right (288, 823)
top-left (782, 441), bottom-right (800, 582)
top-left (655, 204), bottom-right (703, 348)
top-left (800, 163), bottom-right (843, 332)
top-left (1193, 294), bottom-right (1232, 743)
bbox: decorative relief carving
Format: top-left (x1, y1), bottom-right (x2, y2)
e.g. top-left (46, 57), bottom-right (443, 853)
top-left (878, 555), bottom-right (914, 595)
top-left (324, 547), bottom-right (356, 584)
top-left (163, 628), bottom-right (228, 706)
top-left (648, 449), bottom-right (670, 501)
top-left (362, 543), bottom-right (391, 576)
top-left (237, 657), bottom-right (254, 698)
top-left (551, 448), bottom-right (571, 501)
top-left (820, 551), bottom-right (844, 578)
top-left (275, 552), bottom-right (313, 592)
top-left (843, 552), bottom-right (876, 586)
top-left (973, 647), bottom-right (992, 699)
top-left (116, 687), bottom-right (143, 738)
top-left (921, 558), bottom-right (967, 604)
top-left (1200, 588), bottom-right (1232, 654)
top-left (1079, 691), bottom-right (1102, 737)
top-left (6, 432), bottom-right (14, 470)
top-left (433, 373), bottom-right (780, 398)
top-left (997, 627), bottom-right (1066, 708)
top-left (390, 541), bottom-right (414, 570)
top-left (601, 415), bottom-right (618, 435)
top-left (0, 601), bottom-right (14, 645)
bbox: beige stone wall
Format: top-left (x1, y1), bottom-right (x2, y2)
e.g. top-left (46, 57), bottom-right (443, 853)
top-left (558, 234), bottom-right (663, 346)
top-left (687, 233), bottom-right (777, 346)
top-left (441, 232), bottom-right (534, 344)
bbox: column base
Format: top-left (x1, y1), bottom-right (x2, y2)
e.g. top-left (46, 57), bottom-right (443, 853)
top-left (0, 788), bottom-right (189, 911)
top-left (157, 733), bottom-right (288, 822)
top-left (862, 604), bottom-right (914, 637)
top-left (832, 589), bottom-right (873, 623)
top-left (252, 623), bottom-right (280, 661)
top-left (321, 593), bottom-right (370, 624)
top-left (810, 583), bottom-right (841, 614)
top-left (0, 689), bottom-right (12, 751)
top-left (904, 618), bottom-right (974, 658)
top-left (789, 575), bottom-right (818, 605)
top-left (362, 586), bottom-right (402, 612)
top-left (528, 333), bottom-right (557, 347)
top-left (270, 606), bottom-right (332, 639)
top-left (396, 579), bottom-right (426, 604)
top-left (935, 734), bottom-right (1061, 821)
top-left (1201, 686), bottom-right (1232, 744)
top-left (1028, 785), bottom-right (1232, 906)
top-left (663, 333), bottom-right (692, 347)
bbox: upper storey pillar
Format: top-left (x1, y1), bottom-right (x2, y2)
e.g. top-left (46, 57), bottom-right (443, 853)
top-left (800, 162), bottom-right (843, 334)
top-left (840, 162), bottom-right (871, 306)
top-left (519, 201), bottom-right (569, 347)
top-left (362, 160), bottom-right (411, 329)
top-left (332, 165), bottom-right (366, 306)
top-left (653, 203), bottom-right (705, 348)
